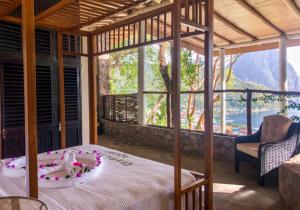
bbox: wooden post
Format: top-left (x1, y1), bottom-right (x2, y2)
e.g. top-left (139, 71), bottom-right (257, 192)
top-left (279, 36), bottom-right (288, 115)
top-left (204, 0), bottom-right (214, 209)
top-left (57, 32), bottom-right (66, 149)
top-left (138, 21), bottom-right (145, 124)
top-left (88, 35), bottom-right (98, 144)
top-left (172, 0), bottom-right (181, 209)
top-left (22, 0), bottom-right (38, 198)
top-left (219, 48), bottom-right (226, 133)
top-left (246, 90), bottom-right (252, 135)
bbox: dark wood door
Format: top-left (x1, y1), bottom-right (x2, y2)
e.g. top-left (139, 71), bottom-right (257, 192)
top-left (0, 21), bottom-right (82, 158)
top-left (64, 66), bottom-right (82, 147)
top-left (0, 62), bottom-right (60, 158)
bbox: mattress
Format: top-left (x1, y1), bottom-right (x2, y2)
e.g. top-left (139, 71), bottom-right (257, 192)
top-left (0, 144), bottom-right (196, 210)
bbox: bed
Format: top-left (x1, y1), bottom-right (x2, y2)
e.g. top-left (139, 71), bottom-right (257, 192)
top-left (0, 144), bottom-right (198, 210)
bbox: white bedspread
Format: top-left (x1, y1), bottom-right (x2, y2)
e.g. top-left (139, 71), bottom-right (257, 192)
top-left (0, 145), bottom-right (196, 210)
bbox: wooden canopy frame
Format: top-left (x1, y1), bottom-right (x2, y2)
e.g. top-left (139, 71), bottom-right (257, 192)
top-left (18, 0), bottom-right (214, 208)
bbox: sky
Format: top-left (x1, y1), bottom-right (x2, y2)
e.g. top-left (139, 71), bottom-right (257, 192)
top-left (287, 46), bottom-right (300, 76)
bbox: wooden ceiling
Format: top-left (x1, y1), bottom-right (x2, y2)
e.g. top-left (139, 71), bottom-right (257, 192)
top-left (0, 0), bottom-right (300, 53)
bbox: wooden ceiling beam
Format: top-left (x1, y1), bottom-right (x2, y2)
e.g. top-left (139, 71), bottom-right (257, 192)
top-left (214, 11), bottom-right (257, 40)
top-left (35, 0), bottom-right (76, 21)
top-left (0, 16), bottom-right (90, 35)
top-left (0, 0), bottom-right (21, 18)
top-left (71, 0), bottom-right (148, 32)
top-left (90, 3), bottom-right (172, 35)
top-left (283, 0), bottom-right (300, 19)
top-left (214, 32), bottom-right (234, 44)
top-left (237, 0), bottom-right (285, 35)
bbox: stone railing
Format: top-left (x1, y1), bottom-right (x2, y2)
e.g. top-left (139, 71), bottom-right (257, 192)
top-left (101, 119), bottom-right (235, 161)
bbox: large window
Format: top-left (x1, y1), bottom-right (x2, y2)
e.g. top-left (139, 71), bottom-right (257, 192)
top-left (109, 48), bottom-right (138, 94)
top-left (105, 45), bottom-right (300, 135)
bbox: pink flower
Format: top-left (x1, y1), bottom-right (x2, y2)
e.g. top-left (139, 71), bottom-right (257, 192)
top-left (73, 162), bottom-right (82, 167)
top-left (76, 173), bottom-right (82, 178)
top-left (40, 175), bottom-right (45, 179)
top-left (60, 156), bottom-right (64, 160)
top-left (47, 151), bottom-right (51, 155)
top-left (39, 164), bottom-right (45, 169)
top-left (78, 150), bottom-right (82, 154)
top-left (93, 150), bottom-right (97, 154)
top-left (11, 165), bottom-right (15, 168)
top-left (55, 176), bottom-right (59, 181)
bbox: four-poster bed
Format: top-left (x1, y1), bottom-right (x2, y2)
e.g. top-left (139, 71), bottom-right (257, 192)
top-left (0, 0), bottom-right (214, 209)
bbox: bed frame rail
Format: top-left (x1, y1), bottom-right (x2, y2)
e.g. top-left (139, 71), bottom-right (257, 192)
top-left (181, 171), bottom-right (207, 210)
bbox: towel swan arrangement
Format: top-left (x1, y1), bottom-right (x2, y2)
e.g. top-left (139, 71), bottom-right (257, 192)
top-left (0, 149), bottom-right (103, 188)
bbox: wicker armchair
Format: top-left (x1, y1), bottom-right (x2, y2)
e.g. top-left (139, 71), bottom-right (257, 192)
top-left (235, 121), bottom-right (300, 186)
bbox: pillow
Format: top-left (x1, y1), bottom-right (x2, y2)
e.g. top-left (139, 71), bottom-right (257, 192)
top-left (260, 115), bottom-right (293, 143)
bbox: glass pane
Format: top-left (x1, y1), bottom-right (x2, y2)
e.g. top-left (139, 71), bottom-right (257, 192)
top-left (225, 92), bottom-right (247, 135)
top-left (181, 93), bottom-right (204, 131)
top-left (144, 42), bottom-right (170, 91)
top-left (145, 94), bottom-right (167, 127)
top-left (251, 93), bottom-right (281, 132)
top-left (109, 48), bottom-right (138, 94)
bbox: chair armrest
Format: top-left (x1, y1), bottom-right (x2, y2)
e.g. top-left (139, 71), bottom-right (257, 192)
top-left (259, 134), bottom-right (299, 175)
top-left (235, 133), bottom-right (260, 144)
top-left (235, 124), bottom-right (262, 145)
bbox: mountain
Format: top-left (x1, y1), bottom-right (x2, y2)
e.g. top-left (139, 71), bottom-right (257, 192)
top-left (232, 50), bottom-right (300, 91)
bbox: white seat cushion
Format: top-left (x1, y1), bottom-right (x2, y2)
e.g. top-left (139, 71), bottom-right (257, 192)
top-left (237, 143), bottom-right (260, 158)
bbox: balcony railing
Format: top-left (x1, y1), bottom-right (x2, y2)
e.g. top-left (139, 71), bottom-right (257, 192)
top-left (103, 89), bottom-right (300, 135)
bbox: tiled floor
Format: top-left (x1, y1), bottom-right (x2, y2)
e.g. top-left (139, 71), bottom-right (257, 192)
top-left (99, 135), bottom-right (288, 210)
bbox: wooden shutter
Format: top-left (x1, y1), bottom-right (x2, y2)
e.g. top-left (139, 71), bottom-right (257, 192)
top-left (1, 63), bottom-right (59, 158)
top-left (0, 21), bottom-right (51, 55)
top-left (64, 67), bottom-right (82, 147)
top-left (0, 22), bottom-right (21, 52)
top-left (36, 29), bottom-right (51, 55)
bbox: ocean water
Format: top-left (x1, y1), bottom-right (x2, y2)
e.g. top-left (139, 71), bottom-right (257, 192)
top-left (223, 109), bottom-right (299, 134)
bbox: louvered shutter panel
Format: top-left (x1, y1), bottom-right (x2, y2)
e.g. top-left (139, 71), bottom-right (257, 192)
top-left (36, 29), bottom-right (51, 55)
top-left (1, 63), bottom-right (59, 157)
top-left (64, 67), bottom-right (81, 147)
top-left (65, 67), bottom-right (79, 121)
top-left (36, 66), bottom-right (52, 124)
top-left (36, 65), bottom-right (59, 152)
top-left (3, 63), bottom-right (24, 128)
top-left (0, 21), bottom-right (51, 55)
top-left (0, 22), bottom-right (21, 52)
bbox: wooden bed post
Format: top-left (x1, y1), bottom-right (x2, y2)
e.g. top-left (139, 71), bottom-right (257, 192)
top-left (88, 35), bottom-right (98, 145)
top-left (22, 0), bottom-right (38, 198)
top-left (204, 0), bottom-right (214, 209)
top-left (58, 32), bottom-right (66, 149)
top-left (173, 0), bottom-right (181, 209)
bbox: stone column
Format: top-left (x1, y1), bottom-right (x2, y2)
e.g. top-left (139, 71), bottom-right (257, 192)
top-left (219, 48), bottom-right (226, 133)
top-left (279, 36), bottom-right (288, 115)
top-left (98, 54), bottom-right (110, 120)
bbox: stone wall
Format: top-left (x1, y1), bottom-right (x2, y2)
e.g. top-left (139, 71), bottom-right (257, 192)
top-left (101, 119), bottom-right (235, 161)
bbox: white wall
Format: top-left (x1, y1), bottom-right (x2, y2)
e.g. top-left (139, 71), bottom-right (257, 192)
top-left (81, 36), bottom-right (90, 145)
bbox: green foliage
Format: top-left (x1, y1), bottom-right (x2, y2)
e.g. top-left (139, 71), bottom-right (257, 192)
top-left (144, 44), bottom-right (167, 91)
top-left (180, 48), bottom-right (204, 91)
top-left (109, 49), bottom-right (138, 94)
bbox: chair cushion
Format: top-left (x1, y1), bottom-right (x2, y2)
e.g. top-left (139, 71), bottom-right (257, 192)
top-left (237, 143), bottom-right (260, 158)
top-left (261, 115), bottom-right (293, 143)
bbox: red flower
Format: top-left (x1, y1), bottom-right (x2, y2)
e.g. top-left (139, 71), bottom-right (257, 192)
top-left (73, 162), bottom-right (82, 167)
